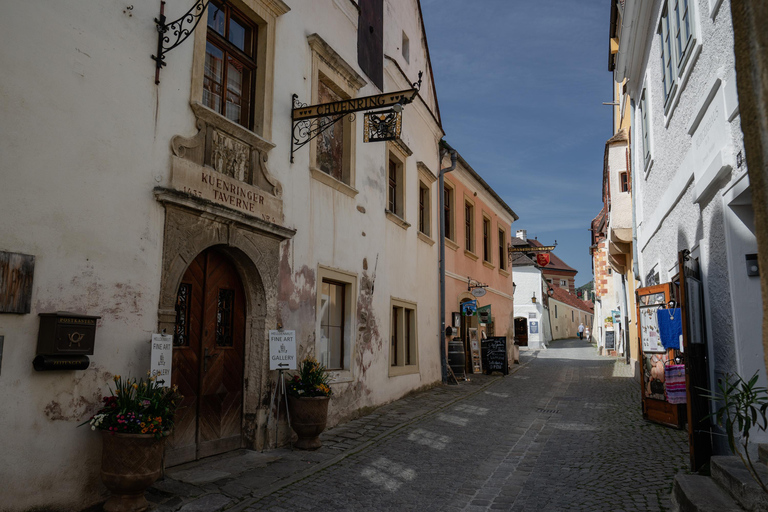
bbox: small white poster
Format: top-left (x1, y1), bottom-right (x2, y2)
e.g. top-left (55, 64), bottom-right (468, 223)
top-left (269, 330), bottom-right (297, 370)
top-left (150, 333), bottom-right (173, 388)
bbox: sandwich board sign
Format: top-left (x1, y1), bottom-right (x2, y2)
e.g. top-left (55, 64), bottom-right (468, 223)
top-left (150, 333), bottom-right (173, 387)
top-left (269, 330), bottom-right (297, 371)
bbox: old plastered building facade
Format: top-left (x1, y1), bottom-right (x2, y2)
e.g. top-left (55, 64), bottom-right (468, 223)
top-left (0, 0), bottom-right (445, 510)
top-left (612, 0), bottom-right (765, 448)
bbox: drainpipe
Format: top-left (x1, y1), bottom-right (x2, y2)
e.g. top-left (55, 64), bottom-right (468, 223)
top-left (439, 140), bottom-right (458, 384)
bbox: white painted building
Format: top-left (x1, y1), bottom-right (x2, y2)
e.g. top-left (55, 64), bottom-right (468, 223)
top-left (615, 0), bottom-right (764, 449)
top-left (0, 1), bottom-right (449, 510)
top-left (510, 236), bottom-right (552, 350)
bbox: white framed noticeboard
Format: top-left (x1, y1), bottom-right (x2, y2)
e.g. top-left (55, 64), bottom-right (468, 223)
top-left (150, 333), bottom-right (173, 387)
top-left (639, 304), bottom-right (664, 353)
top-left (269, 330), bottom-right (297, 370)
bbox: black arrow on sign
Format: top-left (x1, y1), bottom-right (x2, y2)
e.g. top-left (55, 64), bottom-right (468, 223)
top-left (278, 363), bottom-right (289, 368)
top-left (157, 379), bottom-right (165, 385)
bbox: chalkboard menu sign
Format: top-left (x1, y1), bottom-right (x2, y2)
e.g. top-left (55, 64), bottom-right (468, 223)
top-left (481, 336), bottom-right (508, 375)
top-left (605, 330), bottom-right (615, 350)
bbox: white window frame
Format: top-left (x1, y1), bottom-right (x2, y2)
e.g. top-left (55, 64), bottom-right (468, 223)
top-left (639, 85), bottom-right (653, 176)
top-left (316, 265), bottom-right (358, 383)
top-left (658, 0), bottom-right (701, 122)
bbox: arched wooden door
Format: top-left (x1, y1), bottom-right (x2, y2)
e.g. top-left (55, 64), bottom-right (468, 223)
top-left (168, 247), bottom-right (246, 466)
top-left (514, 318), bottom-right (528, 347)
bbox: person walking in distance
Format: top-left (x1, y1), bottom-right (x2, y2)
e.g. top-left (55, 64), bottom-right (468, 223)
top-left (578, 322), bottom-right (585, 340)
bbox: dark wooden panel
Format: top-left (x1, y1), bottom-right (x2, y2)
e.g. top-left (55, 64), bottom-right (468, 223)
top-left (0, 251), bottom-right (35, 314)
top-left (357, 0), bottom-right (383, 90)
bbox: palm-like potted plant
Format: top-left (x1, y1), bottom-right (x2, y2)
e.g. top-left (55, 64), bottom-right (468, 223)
top-left (286, 358), bottom-right (333, 449)
top-left (82, 374), bottom-right (182, 512)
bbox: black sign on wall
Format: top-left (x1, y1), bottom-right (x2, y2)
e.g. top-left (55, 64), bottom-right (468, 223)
top-left (605, 330), bottom-right (616, 350)
top-left (358, 0), bottom-right (383, 90)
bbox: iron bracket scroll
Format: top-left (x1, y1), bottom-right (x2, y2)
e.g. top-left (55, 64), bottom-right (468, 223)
top-left (290, 71), bottom-right (423, 163)
top-left (152, 0), bottom-right (225, 84)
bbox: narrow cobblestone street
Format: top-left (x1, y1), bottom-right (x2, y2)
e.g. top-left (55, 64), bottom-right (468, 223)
top-left (149, 338), bottom-right (689, 512)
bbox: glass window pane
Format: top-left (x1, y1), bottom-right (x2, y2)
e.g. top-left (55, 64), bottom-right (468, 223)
top-left (228, 16), bottom-right (248, 52)
top-left (226, 58), bottom-right (244, 124)
top-left (207, 2), bottom-right (225, 35)
top-left (204, 43), bottom-right (224, 113)
top-left (316, 81), bottom-right (345, 181)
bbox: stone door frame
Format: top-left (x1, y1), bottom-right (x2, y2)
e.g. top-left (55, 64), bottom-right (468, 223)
top-left (155, 189), bottom-right (295, 451)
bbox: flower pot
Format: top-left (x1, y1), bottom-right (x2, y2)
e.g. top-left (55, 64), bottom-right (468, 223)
top-left (287, 395), bottom-right (330, 450)
top-left (100, 432), bottom-right (165, 512)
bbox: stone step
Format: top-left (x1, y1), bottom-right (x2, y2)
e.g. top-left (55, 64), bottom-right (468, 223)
top-left (711, 455), bottom-right (768, 511)
top-left (672, 474), bottom-right (744, 512)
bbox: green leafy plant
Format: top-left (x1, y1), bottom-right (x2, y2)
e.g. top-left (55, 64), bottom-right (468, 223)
top-left (80, 374), bottom-right (183, 439)
top-left (705, 372), bottom-right (768, 494)
top-left (286, 358), bottom-right (332, 398)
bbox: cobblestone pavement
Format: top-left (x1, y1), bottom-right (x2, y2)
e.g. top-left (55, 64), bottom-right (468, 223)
top-left (148, 338), bottom-right (688, 511)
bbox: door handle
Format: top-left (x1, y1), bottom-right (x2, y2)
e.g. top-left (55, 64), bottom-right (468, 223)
top-left (204, 348), bottom-right (215, 372)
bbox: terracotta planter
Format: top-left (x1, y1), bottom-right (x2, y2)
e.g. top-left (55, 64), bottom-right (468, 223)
top-left (100, 432), bottom-right (165, 512)
top-left (287, 395), bottom-right (330, 450)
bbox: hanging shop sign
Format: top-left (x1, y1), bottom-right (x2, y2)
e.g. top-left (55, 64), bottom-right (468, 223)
top-left (477, 305), bottom-right (491, 324)
top-left (461, 300), bottom-right (477, 316)
top-left (471, 287), bottom-right (487, 298)
top-left (536, 252), bottom-right (551, 266)
top-left (509, 245), bottom-right (556, 253)
top-left (290, 73), bottom-right (422, 162)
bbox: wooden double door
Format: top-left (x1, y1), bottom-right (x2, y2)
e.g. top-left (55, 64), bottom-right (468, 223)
top-left (168, 248), bottom-right (246, 466)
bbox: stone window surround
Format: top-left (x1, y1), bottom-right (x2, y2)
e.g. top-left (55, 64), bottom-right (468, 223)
top-left (190, 0), bottom-right (290, 143)
top-left (307, 33), bottom-right (367, 198)
top-left (639, 82), bottom-right (655, 178)
top-left (386, 141), bottom-right (411, 228)
top-left (481, 212), bottom-right (493, 266)
top-left (389, 297), bottom-right (419, 377)
top-left (498, 226), bottom-right (508, 272)
top-left (464, 194), bottom-right (476, 256)
top-left (316, 265), bottom-right (358, 384)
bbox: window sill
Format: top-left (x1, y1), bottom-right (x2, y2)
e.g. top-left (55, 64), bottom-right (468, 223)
top-left (499, 268), bottom-right (510, 278)
top-left (464, 249), bottom-right (479, 261)
top-left (482, 260), bottom-right (495, 270)
top-left (417, 231), bottom-right (435, 246)
top-left (445, 238), bottom-right (459, 251)
top-left (310, 167), bottom-right (358, 198)
top-left (388, 364), bottom-right (420, 377)
top-left (385, 210), bottom-right (410, 230)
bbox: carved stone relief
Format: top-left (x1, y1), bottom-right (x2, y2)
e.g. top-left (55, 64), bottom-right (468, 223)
top-left (211, 129), bottom-right (250, 183)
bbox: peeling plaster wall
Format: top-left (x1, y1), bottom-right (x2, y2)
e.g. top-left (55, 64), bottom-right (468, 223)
top-left (270, 0), bottom-right (444, 426)
top-left (0, 1), bottom-right (182, 509)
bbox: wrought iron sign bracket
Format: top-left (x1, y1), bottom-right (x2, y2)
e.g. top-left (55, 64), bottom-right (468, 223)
top-left (152, 0), bottom-right (225, 84)
top-left (467, 278), bottom-right (489, 292)
top-left (290, 72), bottom-right (422, 163)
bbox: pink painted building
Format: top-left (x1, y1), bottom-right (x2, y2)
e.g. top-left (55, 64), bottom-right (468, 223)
top-left (442, 152), bottom-right (518, 374)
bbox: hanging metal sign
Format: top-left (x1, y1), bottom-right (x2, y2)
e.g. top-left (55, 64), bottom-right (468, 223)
top-left (536, 253), bottom-right (551, 266)
top-left (471, 287), bottom-right (487, 298)
top-left (290, 73), bottom-right (422, 162)
top-left (292, 89), bottom-right (417, 121)
top-left (364, 109), bottom-right (402, 142)
top-left (509, 245), bottom-right (556, 253)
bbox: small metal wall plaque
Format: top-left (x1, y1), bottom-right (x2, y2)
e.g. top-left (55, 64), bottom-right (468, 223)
top-left (363, 109), bottom-right (402, 142)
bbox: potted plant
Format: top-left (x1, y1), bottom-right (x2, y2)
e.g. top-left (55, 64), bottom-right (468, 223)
top-left (286, 357), bottom-right (333, 450)
top-left (82, 374), bottom-right (182, 512)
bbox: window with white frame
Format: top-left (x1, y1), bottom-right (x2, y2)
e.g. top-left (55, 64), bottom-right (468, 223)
top-left (640, 87), bottom-right (651, 167)
top-left (659, 0), bottom-right (697, 109)
top-left (560, 279), bottom-right (568, 288)
top-left (316, 266), bottom-right (357, 374)
top-left (390, 298), bottom-right (418, 376)
top-left (418, 181), bottom-right (430, 235)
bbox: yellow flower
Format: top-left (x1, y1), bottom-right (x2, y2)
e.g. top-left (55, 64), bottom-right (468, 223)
top-left (114, 375), bottom-right (120, 381)
top-left (132, 383), bottom-right (138, 389)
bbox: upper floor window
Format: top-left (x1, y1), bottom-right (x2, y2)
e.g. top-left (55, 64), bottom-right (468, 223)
top-left (444, 185), bottom-right (454, 240)
top-left (640, 88), bottom-right (651, 167)
top-left (498, 228), bottom-right (507, 271)
top-left (418, 182), bottom-right (430, 235)
top-left (402, 31), bottom-right (410, 64)
top-left (465, 202), bottom-right (475, 252)
top-left (204, 1), bottom-right (257, 129)
top-left (317, 79), bottom-right (346, 182)
top-left (620, 172), bottom-right (629, 192)
top-left (659, 0), bottom-right (697, 109)
top-left (482, 217), bottom-right (492, 263)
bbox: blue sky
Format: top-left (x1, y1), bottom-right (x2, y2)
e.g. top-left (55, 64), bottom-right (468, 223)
top-left (421, 0), bottom-right (612, 287)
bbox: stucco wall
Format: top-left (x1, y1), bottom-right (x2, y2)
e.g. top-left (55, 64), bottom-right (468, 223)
top-left (512, 266), bottom-right (548, 349)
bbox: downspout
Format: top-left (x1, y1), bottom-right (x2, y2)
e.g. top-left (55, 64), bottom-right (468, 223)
top-left (439, 140), bottom-right (457, 384)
